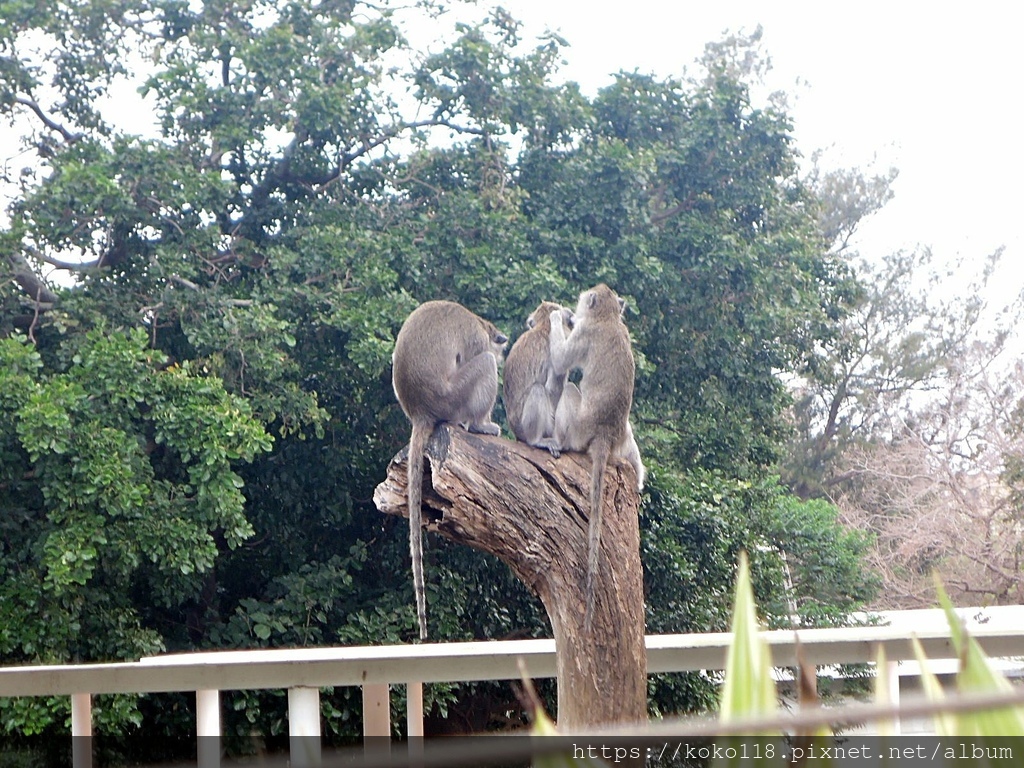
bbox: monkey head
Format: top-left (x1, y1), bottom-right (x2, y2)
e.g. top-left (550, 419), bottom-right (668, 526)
top-left (575, 283), bottom-right (626, 323)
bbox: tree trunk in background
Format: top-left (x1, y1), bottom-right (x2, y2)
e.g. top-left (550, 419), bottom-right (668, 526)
top-left (373, 425), bottom-right (647, 731)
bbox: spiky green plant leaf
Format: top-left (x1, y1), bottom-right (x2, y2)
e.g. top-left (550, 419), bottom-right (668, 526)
top-left (910, 636), bottom-right (957, 737)
top-left (530, 705), bottom-right (610, 768)
top-left (935, 577), bottom-right (1024, 736)
top-left (872, 647), bottom-right (897, 737)
top-left (719, 552), bottom-right (778, 725)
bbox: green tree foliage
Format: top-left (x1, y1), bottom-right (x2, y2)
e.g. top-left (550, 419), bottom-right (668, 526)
top-left (0, 328), bottom-right (270, 735)
top-left (1, 0), bottom-right (876, 748)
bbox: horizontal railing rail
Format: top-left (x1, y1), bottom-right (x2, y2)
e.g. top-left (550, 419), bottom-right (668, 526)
top-left (4, 623), bottom-right (1022, 697)
top-left (2, 621), bottom-right (1023, 767)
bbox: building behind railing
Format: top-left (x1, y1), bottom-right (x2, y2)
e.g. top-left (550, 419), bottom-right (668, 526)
top-left (1, 606), bottom-right (1023, 767)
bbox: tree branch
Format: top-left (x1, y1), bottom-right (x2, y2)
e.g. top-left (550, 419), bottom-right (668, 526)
top-left (374, 426), bottom-right (646, 733)
top-left (649, 191), bottom-right (697, 225)
top-left (169, 274), bottom-right (201, 291)
top-left (14, 96), bottom-right (83, 144)
top-left (336, 119), bottom-right (487, 176)
top-left (256, 118), bottom-right (489, 197)
top-left (6, 252), bottom-right (60, 305)
top-left (25, 246), bottom-right (103, 272)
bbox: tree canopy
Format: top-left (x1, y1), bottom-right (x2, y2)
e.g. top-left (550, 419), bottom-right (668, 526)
top-left (785, 161), bottom-right (1024, 609)
top-left (1, 0), bottom-right (877, 752)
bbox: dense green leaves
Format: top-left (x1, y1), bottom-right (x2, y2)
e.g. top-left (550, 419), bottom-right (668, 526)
top-left (0, 328), bottom-right (270, 607)
top-left (0, 328), bottom-right (270, 734)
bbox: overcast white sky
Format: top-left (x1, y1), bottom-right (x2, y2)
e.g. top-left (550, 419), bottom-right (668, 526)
top-left (494, 0), bottom-right (1024, 312)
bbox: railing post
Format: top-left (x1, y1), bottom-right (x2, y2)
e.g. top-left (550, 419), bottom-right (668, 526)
top-left (406, 681), bottom-right (423, 737)
top-left (362, 683), bottom-right (390, 736)
top-left (196, 689), bottom-right (220, 768)
top-left (288, 686), bottom-right (321, 768)
top-left (887, 660), bottom-right (902, 735)
top-left (362, 683), bottom-right (390, 761)
top-left (71, 693), bottom-right (92, 768)
top-left (407, 681), bottom-right (423, 764)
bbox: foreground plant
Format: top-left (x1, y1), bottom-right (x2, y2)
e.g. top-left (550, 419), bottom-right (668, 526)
top-left (909, 578), bottom-right (1024, 737)
top-left (530, 556), bottom-right (1024, 768)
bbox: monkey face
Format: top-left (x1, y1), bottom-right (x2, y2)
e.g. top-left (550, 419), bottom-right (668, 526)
top-left (487, 323), bottom-right (508, 358)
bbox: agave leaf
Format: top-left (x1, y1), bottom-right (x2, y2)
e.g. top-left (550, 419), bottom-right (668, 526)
top-left (910, 635), bottom-right (957, 737)
top-left (719, 552), bottom-right (777, 726)
top-left (715, 553), bottom-right (784, 768)
top-left (524, 668), bottom-right (610, 767)
top-left (872, 646), bottom-right (895, 737)
top-left (530, 706), bottom-right (608, 767)
top-left (935, 577), bottom-right (1024, 736)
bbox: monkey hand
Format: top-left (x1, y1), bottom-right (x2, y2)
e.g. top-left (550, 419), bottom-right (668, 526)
top-left (465, 420), bottom-right (502, 436)
top-left (534, 438), bottom-right (561, 458)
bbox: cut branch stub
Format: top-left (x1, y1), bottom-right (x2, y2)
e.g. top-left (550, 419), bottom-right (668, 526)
top-left (373, 425), bottom-right (647, 731)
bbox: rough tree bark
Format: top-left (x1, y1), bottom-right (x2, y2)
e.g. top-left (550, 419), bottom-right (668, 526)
top-left (373, 424), bottom-right (647, 732)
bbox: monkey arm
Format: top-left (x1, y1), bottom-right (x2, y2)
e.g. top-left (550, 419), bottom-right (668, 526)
top-left (547, 311), bottom-right (573, 377)
top-left (542, 362), bottom-right (565, 406)
top-left (445, 350), bottom-right (501, 434)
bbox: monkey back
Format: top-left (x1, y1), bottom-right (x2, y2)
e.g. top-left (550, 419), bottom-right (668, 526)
top-left (392, 300), bottom-right (506, 423)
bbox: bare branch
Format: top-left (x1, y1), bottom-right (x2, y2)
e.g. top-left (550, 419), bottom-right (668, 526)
top-left (375, 426), bottom-right (646, 731)
top-left (649, 191), bottom-right (697, 225)
top-left (337, 119), bottom-right (487, 175)
top-left (169, 274), bottom-right (200, 291)
top-left (831, 349), bottom-right (1024, 607)
top-left (6, 252), bottom-right (60, 305)
top-left (14, 96), bottom-right (84, 144)
top-left (260, 117), bottom-right (489, 196)
top-left (25, 246), bottom-right (103, 272)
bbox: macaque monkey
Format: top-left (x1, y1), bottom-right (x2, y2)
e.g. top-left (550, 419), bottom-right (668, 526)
top-left (503, 301), bottom-right (572, 447)
top-left (392, 300), bottom-right (507, 639)
top-left (536, 284), bottom-right (645, 625)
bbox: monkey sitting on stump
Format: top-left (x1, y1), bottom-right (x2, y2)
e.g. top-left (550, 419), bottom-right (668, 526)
top-left (535, 284), bottom-right (645, 628)
top-left (392, 300), bottom-right (508, 640)
top-left (503, 301), bottom-right (572, 448)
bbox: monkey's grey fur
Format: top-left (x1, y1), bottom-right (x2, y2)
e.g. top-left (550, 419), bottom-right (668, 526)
top-left (503, 301), bottom-right (571, 447)
top-left (536, 284), bottom-right (645, 627)
top-left (392, 300), bottom-right (507, 639)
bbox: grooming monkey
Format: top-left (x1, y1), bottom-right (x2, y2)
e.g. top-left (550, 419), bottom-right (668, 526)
top-left (392, 300), bottom-right (508, 639)
top-left (536, 284), bottom-right (645, 625)
top-left (503, 301), bottom-right (572, 447)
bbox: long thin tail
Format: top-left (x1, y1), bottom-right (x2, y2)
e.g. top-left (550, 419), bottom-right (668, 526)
top-left (584, 438), bottom-right (611, 629)
top-left (408, 421), bottom-right (431, 640)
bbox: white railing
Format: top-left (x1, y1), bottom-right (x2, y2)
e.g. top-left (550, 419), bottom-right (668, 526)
top-left (1, 614), bottom-right (1023, 767)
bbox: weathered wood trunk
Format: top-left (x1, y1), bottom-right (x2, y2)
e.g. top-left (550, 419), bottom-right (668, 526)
top-left (373, 425), bottom-right (647, 731)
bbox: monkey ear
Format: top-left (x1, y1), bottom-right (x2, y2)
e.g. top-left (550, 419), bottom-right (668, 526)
top-left (587, 291), bottom-right (597, 310)
top-left (617, 296), bottom-right (626, 315)
top-left (526, 317), bottom-right (536, 329)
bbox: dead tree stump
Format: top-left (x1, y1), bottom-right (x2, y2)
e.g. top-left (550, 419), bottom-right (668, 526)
top-left (373, 425), bottom-right (647, 731)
